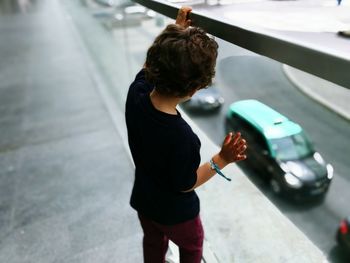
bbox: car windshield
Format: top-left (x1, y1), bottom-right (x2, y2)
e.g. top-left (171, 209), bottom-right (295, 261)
top-left (270, 132), bottom-right (314, 161)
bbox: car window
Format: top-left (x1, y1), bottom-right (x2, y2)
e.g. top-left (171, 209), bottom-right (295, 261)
top-left (270, 132), bottom-right (314, 161)
top-left (227, 113), bottom-right (241, 131)
top-left (229, 114), bottom-right (268, 152)
top-left (230, 114), bottom-right (252, 132)
top-left (253, 131), bottom-right (268, 151)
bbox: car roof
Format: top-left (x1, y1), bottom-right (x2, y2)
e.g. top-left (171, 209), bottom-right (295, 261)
top-left (228, 100), bottom-right (302, 140)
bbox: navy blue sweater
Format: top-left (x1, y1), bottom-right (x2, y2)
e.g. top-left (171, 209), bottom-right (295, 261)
top-left (125, 69), bottom-right (201, 225)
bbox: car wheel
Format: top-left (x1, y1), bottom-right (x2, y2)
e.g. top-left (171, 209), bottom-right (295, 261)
top-left (270, 178), bottom-right (281, 195)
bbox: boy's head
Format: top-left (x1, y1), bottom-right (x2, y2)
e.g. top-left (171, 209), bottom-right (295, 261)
top-left (145, 24), bottom-right (218, 98)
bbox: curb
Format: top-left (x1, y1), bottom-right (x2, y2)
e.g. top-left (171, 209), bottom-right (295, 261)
top-left (283, 64), bottom-right (350, 121)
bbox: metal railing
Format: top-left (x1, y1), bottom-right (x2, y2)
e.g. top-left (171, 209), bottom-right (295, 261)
top-left (133, 0), bottom-right (350, 89)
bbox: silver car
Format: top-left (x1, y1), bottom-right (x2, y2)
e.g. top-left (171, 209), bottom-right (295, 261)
top-left (181, 86), bottom-right (224, 112)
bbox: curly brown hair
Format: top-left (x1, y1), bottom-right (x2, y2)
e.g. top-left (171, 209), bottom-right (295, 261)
top-left (145, 24), bottom-right (218, 98)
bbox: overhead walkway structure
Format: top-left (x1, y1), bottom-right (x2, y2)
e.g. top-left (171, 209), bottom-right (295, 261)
top-left (134, 0), bottom-right (350, 89)
top-left (0, 0), bottom-right (339, 262)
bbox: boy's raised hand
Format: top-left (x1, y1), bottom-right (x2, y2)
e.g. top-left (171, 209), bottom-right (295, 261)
top-left (219, 132), bottom-right (247, 165)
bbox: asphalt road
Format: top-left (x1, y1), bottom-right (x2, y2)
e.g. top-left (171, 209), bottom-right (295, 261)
top-left (183, 39), bottom-right (350, 262)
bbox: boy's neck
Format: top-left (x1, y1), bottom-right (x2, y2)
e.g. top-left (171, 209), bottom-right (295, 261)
top-left (149, 89), bottom-right (181, 115)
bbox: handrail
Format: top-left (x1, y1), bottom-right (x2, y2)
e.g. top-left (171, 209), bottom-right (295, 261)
top-left (133, 0), bottom-right (350, 89)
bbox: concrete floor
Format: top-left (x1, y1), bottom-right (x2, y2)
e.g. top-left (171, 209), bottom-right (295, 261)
top-left (0, 0), bottom-right (142, 262)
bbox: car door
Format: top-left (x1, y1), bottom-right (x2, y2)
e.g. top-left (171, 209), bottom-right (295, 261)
top-left (226, 114), bottom-right (259, 167)
top-left (226, 113), bottom-right (276, 177)
top-left (248, 128), bottom-right (274, 175)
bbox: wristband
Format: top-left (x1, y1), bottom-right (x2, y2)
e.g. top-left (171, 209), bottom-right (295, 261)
top-left (209, 159), bottom-right (231, 181)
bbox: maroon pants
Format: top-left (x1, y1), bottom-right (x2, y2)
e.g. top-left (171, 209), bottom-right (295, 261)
top-left (138, 213), bottom-right (204, 263)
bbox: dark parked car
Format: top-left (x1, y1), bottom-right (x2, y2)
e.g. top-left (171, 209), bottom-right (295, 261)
top-left (181, 86), bottom-right (224, 112)
top-left (225, 100), bottom-right (334, 200)
top-left (336, 217), bottom-right (350, 252)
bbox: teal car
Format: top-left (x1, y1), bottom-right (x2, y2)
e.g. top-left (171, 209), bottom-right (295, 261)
top-left (225, 100), bottom-right (333, 199)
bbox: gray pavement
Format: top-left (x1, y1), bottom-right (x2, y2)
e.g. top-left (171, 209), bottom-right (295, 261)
top-left (0, 0), bottom-right (338, 262)
top-left (0, 0), bottom-right (142, 262)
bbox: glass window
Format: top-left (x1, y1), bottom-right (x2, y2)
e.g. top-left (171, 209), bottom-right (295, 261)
top-left (270, 132), bottom-right (314, 161)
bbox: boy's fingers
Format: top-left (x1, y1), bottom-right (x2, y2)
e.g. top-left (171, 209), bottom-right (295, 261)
top-left (223, 132), bottom-right (233, 146)
top-left (176, 7), bottom-right (192, 27)
top-left (177, 6), bottom-right (192, 19)
top-left (237, 139), bottom-right (247, 148)
top-left (181, 6), bottom-right (192, 13)
top-left (236, 154), bottom-right (247, 161)
top-left (231, 132), bottom-right (241, 146)
top-left (237, 144), bottom-right (247, 154)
